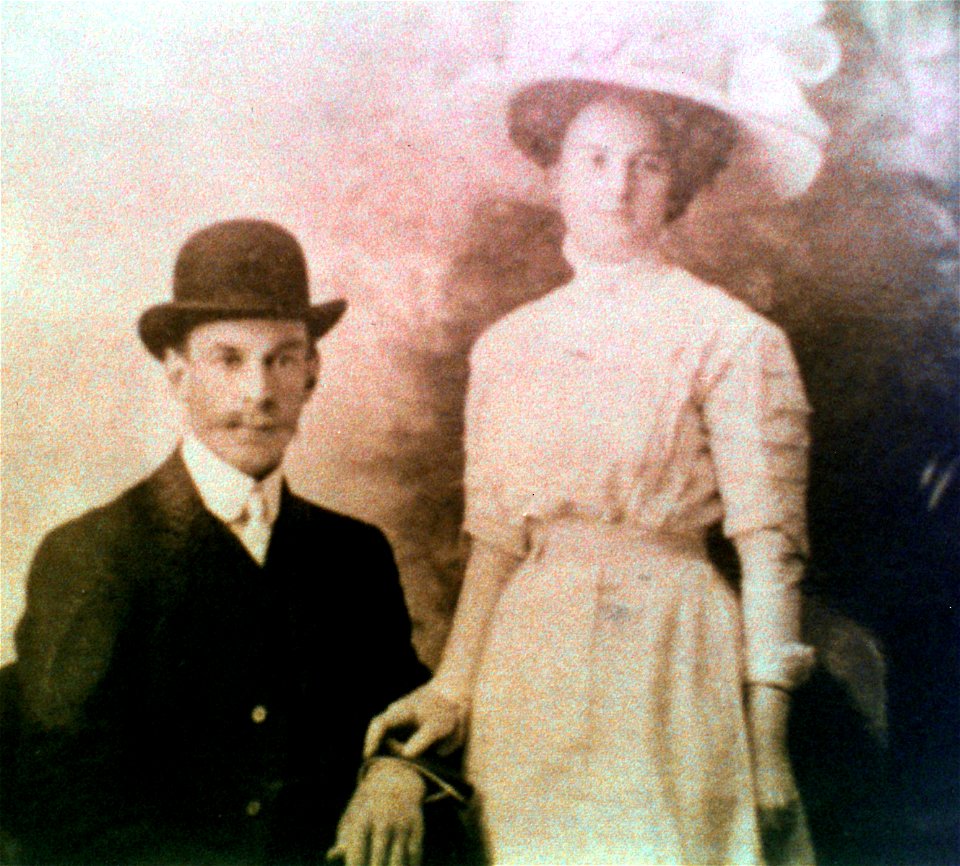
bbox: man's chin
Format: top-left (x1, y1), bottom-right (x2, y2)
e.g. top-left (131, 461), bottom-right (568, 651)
top-left (205, 435), bottom-right (289, 479)
top-left (231, 453), bottom-right (284, 480)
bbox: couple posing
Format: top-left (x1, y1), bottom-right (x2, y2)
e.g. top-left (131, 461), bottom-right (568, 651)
top-left (8, 8), bottom-right (833, 865)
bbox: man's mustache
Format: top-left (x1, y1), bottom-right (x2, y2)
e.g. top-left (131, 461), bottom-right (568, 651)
top-left (220, 412), bottom-right (291, 432)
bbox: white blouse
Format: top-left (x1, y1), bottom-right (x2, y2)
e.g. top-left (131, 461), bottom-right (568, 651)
top-left (463, 253), bottom-right (814, 687)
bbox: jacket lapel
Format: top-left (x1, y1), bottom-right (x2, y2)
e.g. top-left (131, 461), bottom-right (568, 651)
top-left (142, 450), bottom-right (208, 545)
top-left (265, 484), bottom-right (306, 560)
top-left (136, 450), bottom-right (257, 605)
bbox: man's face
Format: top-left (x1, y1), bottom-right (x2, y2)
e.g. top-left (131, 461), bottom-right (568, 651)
top-left (165, 318), bottom-right (318, 479)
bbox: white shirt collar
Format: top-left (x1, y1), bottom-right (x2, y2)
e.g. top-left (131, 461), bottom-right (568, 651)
top-left (181, 434), bottom-right (283, 526)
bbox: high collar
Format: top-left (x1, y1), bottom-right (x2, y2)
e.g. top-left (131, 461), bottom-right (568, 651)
top-left (181, 434), bottom-right (283, 526)
top-left (562, 237), bottom-right (671, 292)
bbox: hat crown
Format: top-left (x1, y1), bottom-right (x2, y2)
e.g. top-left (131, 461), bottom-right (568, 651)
top-left (510, 6), bottom-right (722, 79)
top-left (504, 2), bottom-right (839, 140)
top-left (138, 219), bottom-right (347, 359)
top-left (173, 219), bottom-right (310, 313)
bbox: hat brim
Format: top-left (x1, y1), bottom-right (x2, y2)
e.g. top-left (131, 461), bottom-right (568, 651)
top-left (446, 60), bottom-right (827, 203)
top-left (138, 298), bottom-right (347, 360)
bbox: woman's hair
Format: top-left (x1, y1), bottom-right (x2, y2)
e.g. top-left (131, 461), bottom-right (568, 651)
top-left (509, 81), bottom-right (739, 222)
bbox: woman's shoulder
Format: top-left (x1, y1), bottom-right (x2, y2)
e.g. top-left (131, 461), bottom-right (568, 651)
top-left (665, 266), bottom-right (784, 342)
top-left (470, 287), bottom-right (572, 361)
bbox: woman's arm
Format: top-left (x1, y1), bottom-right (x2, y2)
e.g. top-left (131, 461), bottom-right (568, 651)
top-left (700, 317), bottom-right (814, 843)
top-left (735, 528), bottom-right (808, 838)
top-left (364, 538), bottom-right (521, 759)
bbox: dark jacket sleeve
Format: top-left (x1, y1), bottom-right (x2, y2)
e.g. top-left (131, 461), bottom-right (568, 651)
top-left (10, 516), bottom-right (144, 863)
top-left (16, 519), bottom-right (130, 729)
top-left (345, 525), bottom-right (472, 803)
top-left (324, 521), bottom-right (475, 866)
top-left (326, 522), bottom-right (431, 734)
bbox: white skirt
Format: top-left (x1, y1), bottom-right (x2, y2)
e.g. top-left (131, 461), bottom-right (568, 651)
top-left (465, 519), bottom-right (813, 866)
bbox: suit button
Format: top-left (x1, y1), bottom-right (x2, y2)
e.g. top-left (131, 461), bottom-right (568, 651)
top-left (251, 705), bottom-right (267, 724)
top-left (246, 799), bottom-right (262, 817)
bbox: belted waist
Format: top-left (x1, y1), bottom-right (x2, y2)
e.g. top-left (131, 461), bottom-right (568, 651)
top-left (514, 518), bottom-right (724, 631)
top-left (527, 518), bottom-right (708, 571)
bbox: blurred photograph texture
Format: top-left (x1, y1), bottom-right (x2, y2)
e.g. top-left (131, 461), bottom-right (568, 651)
top-left (2, 2), bottom-right (957, 865)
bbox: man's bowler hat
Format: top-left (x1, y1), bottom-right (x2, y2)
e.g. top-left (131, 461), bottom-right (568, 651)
top-left (138, 219), bottom-right (347, 359)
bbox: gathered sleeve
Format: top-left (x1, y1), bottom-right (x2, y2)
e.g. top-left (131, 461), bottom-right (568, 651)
top-left (461, 335), bottom-right (530, 559)
top-left (701, 319), bottom-right (815, 689)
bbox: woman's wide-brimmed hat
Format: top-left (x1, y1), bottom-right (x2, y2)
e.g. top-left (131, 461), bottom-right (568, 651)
top-left (452, 3), bottom-right (840, 202)
top-left (138, 219), bottom-right (347, 359)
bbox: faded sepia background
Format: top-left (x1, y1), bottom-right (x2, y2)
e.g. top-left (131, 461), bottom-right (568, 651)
top-left (2, 0), bottom-right (958, 860)
top-left (2, 0), bottom-right (957, 748)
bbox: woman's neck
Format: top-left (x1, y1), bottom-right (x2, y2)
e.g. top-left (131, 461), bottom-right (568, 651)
top-left (563, 235), bottom-right (666, 272)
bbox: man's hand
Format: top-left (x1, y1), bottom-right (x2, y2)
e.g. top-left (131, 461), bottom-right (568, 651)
top-left (327, 758), bottom-right (427, 866)
top-left (363, 684), bottom-right (466, 760)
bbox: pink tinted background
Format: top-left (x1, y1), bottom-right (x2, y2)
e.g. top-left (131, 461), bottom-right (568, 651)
top-left (2, 2), bottom-right (957, 665)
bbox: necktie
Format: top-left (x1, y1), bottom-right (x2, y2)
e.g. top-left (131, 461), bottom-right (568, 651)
top-left (237, 484), bottom-right (271, 565)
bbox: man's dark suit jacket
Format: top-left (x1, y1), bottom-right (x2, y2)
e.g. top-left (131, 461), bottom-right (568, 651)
top-left (4, 451), bottom-right (436, 865)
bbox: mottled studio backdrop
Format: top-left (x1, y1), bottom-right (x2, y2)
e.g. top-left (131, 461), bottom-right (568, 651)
top-left (2, 2), bottom-right (957, 670)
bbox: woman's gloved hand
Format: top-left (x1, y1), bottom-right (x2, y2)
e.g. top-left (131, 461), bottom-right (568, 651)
top-left (364, 683), bottom-right (468, 760)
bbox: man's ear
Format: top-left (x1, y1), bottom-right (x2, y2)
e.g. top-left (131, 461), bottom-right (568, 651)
top-left (163, 347), bottom-right (187, 394)
top-left (305, 351), bottom-right (320, 394)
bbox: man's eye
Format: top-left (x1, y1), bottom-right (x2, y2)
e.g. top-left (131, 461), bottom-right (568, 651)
top-left (272, 353), bottom-right (299, 369)
top-left (636, 156), bottom-right (666, 175)
top-left (216, 353), bottom-right (242, 368)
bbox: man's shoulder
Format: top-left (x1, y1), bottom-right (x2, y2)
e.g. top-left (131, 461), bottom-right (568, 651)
top-left (33, 455), bottom-right (188, 564)
top-left (285, 493), bottom-right (391, 545)
top-left (38, 478), bottom-right (150, 553)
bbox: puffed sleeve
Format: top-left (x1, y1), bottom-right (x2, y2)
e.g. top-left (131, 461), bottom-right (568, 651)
top-left (461, 333), bottom-right (530, 559)
top-left (702, 319), bottom-right (815, 689)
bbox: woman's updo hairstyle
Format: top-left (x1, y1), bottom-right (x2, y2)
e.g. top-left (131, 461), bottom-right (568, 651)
top-left (509, 81), bottom-right (739, 222)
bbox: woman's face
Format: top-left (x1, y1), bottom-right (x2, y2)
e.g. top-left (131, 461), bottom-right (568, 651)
top-left (553, 98), bottom-right (671, 263)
